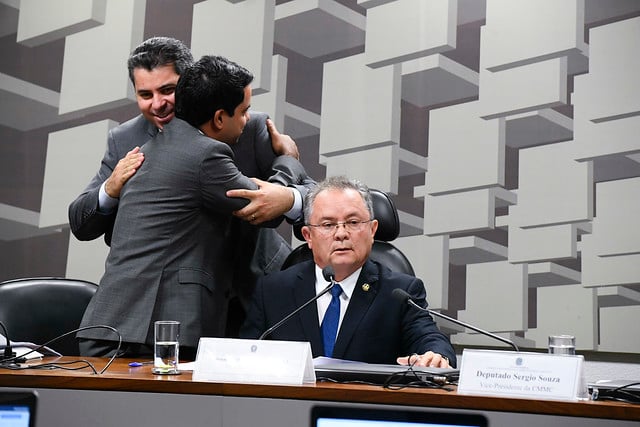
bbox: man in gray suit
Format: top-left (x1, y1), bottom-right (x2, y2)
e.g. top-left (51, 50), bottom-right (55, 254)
top-left (77, 55), bottom-right (309, 359)
top-left (69, 37), bottom-right (311, 342)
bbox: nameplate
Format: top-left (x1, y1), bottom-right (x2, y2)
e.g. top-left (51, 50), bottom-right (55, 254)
top-left (457, 349), bottom-right (586, 401)
top-left (192, 338), bottom-right (315, 385)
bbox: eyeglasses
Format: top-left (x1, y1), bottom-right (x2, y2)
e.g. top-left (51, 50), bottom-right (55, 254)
top-left (306, 219), bottom-right (373, 235)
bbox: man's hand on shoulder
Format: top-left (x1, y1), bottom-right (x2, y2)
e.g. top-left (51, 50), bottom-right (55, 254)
top-left (104, 146), bottom-right (144, 198)
top-left (267, 119), bottom-right (299, 160)
top-left (227, 178), bottom-right (294, 224)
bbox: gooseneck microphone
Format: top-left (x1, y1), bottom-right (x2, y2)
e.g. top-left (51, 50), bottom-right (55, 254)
top-left (391, 288), bottom-right (519, 352)
top-left (258, 266), bottom-right (336, 340)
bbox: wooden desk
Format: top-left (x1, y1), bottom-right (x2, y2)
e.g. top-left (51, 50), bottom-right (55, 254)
top-left (1, 357), bottom-right (638, 427)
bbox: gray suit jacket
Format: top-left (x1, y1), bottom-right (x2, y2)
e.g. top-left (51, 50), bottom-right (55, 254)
top-left (78, 118), bottom-right (308, 347)
top-left (240, 259), bottom-right (456, 366)
top-left (69, 112), bottom-right (310, 305)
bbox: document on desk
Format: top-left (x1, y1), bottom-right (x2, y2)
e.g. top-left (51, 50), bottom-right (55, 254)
top-left (313, 357), bottom-right (460, 384)
top-left (0, 333), bottom-right (61, 359)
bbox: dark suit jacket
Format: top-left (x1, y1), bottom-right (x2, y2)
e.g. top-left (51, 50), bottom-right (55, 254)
top-left (78, 118), bottom-right (308, 348)
top-left (240, 259), bottom-right (456, 366)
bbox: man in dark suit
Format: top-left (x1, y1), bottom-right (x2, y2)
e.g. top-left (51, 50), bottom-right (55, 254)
top-left (69, 37), bottom-right (311, 342)
top-left (77, 55), bottom-right (310, 359)
top-left (240, 176), bottom-right (456, 368)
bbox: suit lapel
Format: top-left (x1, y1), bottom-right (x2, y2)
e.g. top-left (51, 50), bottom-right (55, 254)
top-left (332, 260), bottom-right (380, 359)
top-left (293, 263), bottom-right (324, 354)
top-left (145, 118), bottom-right (158, 138)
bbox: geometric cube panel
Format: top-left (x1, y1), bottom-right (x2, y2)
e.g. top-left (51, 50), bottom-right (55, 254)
top-left (364, 0), bottom-right (457, 68)
top-left (587, 177), bottom-right (640, 257)
top-left (275, 0), bottom-right (365, 59)
top-left (192, 0), bottom-right (275, 94)
top-left (394, 234), bottom-right (449, 309)
top-left (599, 305), bottom-right (640, 353)
top-left (427, 101), bottom-right (505, 194)
top-left (401, 54), bottom-right (478, 108)
top-left (481, 0), bottom-right (586, 71)
top-left (424, 188), bottom-right (502, 236)
top-left (17, 0), bottom-right (105, 47)
top-left (324, 145), bottom-right (399, 194)
top-left (525, 284), bottom-right (598, 351)
top-left (582, 239), bottom-right (640, 288)
top-left (479, 57), bottom-right (568, 120)
top-left (573, 16), bottom-right (640, 161)
top-left (510, 141), bottom-right (593, 228)
top-left (320, 53), bottom-right (401, 155)
top-left (505, 108), bottom-right (573, 149)
top-left (251, 55), bottom-right (288, 129)
top-left (58, 0), bottom-right (145, 114)
top-left (508, 223), bottom-right (577, 264)
top-left (458, 260), bottom-right (528, 332)
top-left (40, 120), bottom-right (117, 228)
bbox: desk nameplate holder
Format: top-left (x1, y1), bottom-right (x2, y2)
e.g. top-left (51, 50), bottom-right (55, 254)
top-left (457, 349), bottom-right (587, 401)
top-left (192, 338), bottom-right (315, 385)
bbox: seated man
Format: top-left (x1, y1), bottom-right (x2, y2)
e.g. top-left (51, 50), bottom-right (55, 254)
top-left (240, 176), bottom-right (456, 368)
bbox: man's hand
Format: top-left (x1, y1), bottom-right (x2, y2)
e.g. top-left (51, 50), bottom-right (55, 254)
top-left (104, 146), bottom-right (144, 198)
top-left (397, 351), bottom-right (451, 368)
top-left (227, 178), bottom-right (295, 224)
top-left (267, 118), bottom-right (299, 160)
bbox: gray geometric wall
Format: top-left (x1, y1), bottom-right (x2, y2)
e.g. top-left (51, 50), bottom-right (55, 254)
top-left (1, 0), bottom-right (638, 354)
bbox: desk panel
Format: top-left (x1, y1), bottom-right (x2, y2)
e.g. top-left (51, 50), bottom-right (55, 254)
top-left (0, 357), bottom-right (638, 427)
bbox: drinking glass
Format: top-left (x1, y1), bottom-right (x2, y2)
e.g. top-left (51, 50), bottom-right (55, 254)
top-left (548, 334), bottom-right (576, 355)
top-left (153, 320), bottom-right (180, 375)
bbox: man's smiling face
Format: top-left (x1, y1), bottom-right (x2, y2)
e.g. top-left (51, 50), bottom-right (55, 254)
top-left (133, 64), bottom-right (179, 129)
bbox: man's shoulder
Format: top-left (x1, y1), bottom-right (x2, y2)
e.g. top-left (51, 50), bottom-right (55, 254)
top-left (163, 118), bottom-right (232, 152)
top-left (110, 115), bottom-right (155, 143)
top-left (248, 111), bottom-right (268, 123)
top-left (241, 111), bottom-right (268, 135)
top-left (366, 259), bottom-right (416, 283)
top-left (263, 259), bottom-right (313, 283)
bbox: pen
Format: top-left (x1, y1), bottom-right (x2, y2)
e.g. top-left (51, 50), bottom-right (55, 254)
top-left (128, 361), bottom-right (153, 367)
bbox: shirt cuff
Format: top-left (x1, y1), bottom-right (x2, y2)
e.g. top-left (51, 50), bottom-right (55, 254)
top-left (98, 181), bottom-right (119, 214)
top-left (284, 187), bottom-right (302, 221)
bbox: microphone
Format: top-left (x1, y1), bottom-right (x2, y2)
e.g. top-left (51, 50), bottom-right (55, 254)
top-left (258, 266), bottom-right (336, 340)
top-left (391, 288), bottom-right (519, 352)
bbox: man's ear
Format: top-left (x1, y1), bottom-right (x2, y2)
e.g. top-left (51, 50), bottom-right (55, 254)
top-left (301, 226), bottom-right (313, 249)
top-left (211, 109), bottom-right (225, 130)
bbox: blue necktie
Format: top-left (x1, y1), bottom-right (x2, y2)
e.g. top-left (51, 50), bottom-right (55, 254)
top-left (321, 284), bottom-right (343, 357)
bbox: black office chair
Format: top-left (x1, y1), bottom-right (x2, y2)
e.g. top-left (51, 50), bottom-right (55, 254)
top-left (281, 189), bottom-right (415, 275)
top-left (0, 277), bottom-right (98, 356)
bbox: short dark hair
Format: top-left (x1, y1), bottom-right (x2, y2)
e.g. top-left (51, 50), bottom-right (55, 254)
top-left (127, 37), bottom-right (193, 84)
top-left (175, 55), bottom-right (254, 128)
top-left (304, 176), bottom-right (374, 224)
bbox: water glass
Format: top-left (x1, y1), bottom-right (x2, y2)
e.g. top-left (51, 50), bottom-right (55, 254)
top-left (548, 334), bottom-right (576, 356)
top-left (153, 320), bottom-right (180, 375)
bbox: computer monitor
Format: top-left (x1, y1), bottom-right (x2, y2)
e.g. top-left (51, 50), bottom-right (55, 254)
top-left (311, 406), bottom-right (487, 427)
top-left (0, 391), bottom-right (37, 427)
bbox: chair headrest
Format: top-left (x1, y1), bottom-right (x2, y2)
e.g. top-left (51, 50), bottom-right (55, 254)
top-left (370, 189), bottom-right (400, 241)
top-left (293, 189), bottom-right (400, 242)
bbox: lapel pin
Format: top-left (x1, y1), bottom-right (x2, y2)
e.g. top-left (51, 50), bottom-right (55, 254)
top-left (362, 283), bottom-right (370, 292)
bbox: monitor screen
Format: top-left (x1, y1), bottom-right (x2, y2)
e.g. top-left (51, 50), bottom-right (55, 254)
top-left (312, 406), bottom-right (487, 427)
top-left (0, 392), bottom-right (37, 427)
